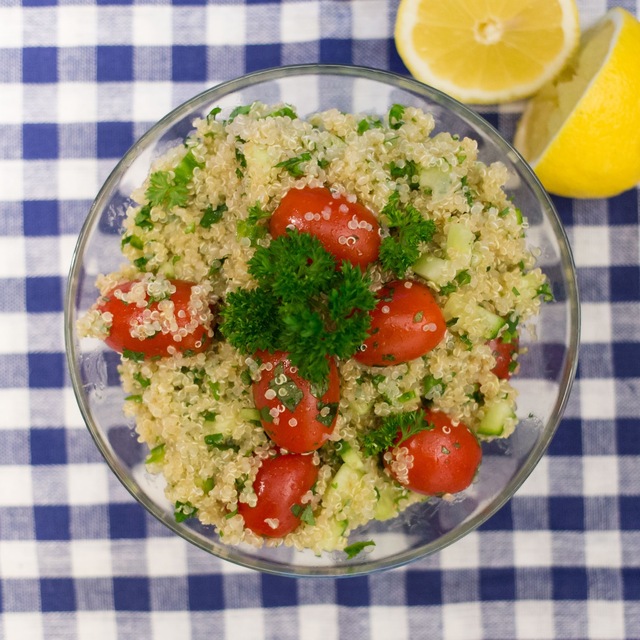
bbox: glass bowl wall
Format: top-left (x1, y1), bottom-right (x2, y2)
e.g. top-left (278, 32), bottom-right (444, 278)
top-left (65, 65), bottom-right (580, 577)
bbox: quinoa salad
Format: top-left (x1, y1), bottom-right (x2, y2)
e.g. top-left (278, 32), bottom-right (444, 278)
top-left (78, 102), bottom-right (549, 555)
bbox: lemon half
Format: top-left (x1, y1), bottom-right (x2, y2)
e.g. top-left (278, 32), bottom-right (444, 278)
top-left (514, 8), bottom-right (640, 198)
top-left (394, 0), bottom-right (580, 104)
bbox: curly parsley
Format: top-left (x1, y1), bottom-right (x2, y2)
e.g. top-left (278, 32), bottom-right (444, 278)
top-left (361, 409), bottom-right (434, 457)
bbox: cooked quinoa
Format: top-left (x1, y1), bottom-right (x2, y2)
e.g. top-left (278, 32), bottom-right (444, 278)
top-left (79, 102), bottom-right (547, 554)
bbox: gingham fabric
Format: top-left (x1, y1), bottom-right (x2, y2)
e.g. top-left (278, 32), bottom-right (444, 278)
top-left (1, 0), bottom-right (639, 638)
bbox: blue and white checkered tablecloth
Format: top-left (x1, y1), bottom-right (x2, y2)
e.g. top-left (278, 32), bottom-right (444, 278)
top-left (1, 0), bottom-right (639, 637)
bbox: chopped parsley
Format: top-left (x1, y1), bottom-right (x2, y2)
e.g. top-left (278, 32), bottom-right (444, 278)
top-left (145, 443), bottom-right (165, 465)
top-left (204, 433), bottom-right (239, 452)
top-left (357, 116), bottom-right (383, 135)
top-left (388, 160), bottom-right (420, 190)
top-left (267, 105), bottom-right (297, 119)
top-left (268, 363), bottom-right (304, 413)
top-left (174, 501), bottom-right (198, 523)
top-left (275, 152), bottom-right (312, 178)
top-left (220, 230), bottom-right (376, 385)
top-left (134, 204), bottom-right (153, 231)
top-left (343, 540), bottom-right (375, 559)
top-left (236, 202), bottom-right (270, 246)
top-left (537, 282), bottom-right (554, 302)
top-left (388, 104), bottom-right (405, 129)
top-left (122, 349), bottom-right (145, 362)
top-left (200, 202), bottom-right (227, 228)
top-left (291, 503), bottom-right (315, 525)
top-left (145, 150), bottom-right (203, 211)
top-left (227, 104), bottom-right (253, 122)
top-left (361, 409), bottom-right (435, 457)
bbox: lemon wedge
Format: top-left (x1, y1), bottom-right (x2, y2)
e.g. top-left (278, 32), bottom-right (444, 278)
top-left (514, 8), bottom-right (640, 198)
top-left (394, 0), bottom-right (580, 104)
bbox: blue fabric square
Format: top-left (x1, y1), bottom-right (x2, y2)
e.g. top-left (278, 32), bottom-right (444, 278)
top-left (623, 569), bottom-right (640, 600)
top-left (610, 266), bottom-right (639, 302)
top-left (261, 574), bottom-right (298, 608)
top-left (30, 428), bottom-right (67, 465)
top-left (172, 46), bottom-right (207, 81)
top-left (552, 568), bottom-right (588, 600)
top-left (40, 578), bottom-right (76, 612)
top-left (34, 505), bottom-right (70, 540)
top-left (22, 123), bottom-right (58, 160)
top-left (109, 503), bottom-right (147, 539)
top-left (97, 46), bottom-right (133, 82)
top-left (319, 39), bottom-right (352, 65)
top-left (616, 418), bottom-right (640, 454)
top-left (335, 575), bottom-right (369, 607)
top-left (113, 577), bottom-right (151, 611)
top-left (388, 41), bottom-right (409, 75)
top-left (23, 200), bottom-right (59, 236)
top-left (188, 575), bottom-right (224, 611)
top-left (26, 277), bottom-right (62, 313)
top-left (608, 188), bottom-right (638, 225)
top-left (480, 568), bottom-right (516, 601)
top-left (28, 352), bottom-right (65, 389)
top-left (478, 501), bottom-right (513, 530)
top-left (548, 418), bottom-right (583, 456)
top-left (245, 44), bottom-right (281, 73)
top-left (22, 48), bottom-right (58, 83)
top-left (612, 342), bottom-right (640, 378)
top-left (23, 0), bottom-right (57, 5)
top-left (172, 0), bottom-right (206, 4)
top-left (406, 570), bottom-right (441, 606)
top-left (97, 0), bottom-right (132, 4)
top-left (97, 122), bottom-right (134, 159)
top-left (549, 497), bottom-right (584, 531)
top-left (551, 195), bottom-right (574, 227)
top-left (619, 496), bottom-right (640, 530)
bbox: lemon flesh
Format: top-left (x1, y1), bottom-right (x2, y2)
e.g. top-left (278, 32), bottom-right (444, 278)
top-left (515, 8), bottom-right (640, 198)
top-left (394, 0), bottom-right (579, 104)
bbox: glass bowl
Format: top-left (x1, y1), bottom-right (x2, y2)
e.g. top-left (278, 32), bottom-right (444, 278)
top-left (65, 64), bottom-right (580, 577)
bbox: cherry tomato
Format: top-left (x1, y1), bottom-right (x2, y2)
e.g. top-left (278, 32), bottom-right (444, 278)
top-left (238, 453), bottom-right (319, 537)
top-left (487, 336), bottom-right (519, 379)
top-left (96, 279), bottom-right (214, 359)
top-left (252, 350), bottom-right (340, 453)
top-left (385, 409), bottom-right (482, 495)
top-left (270, 186), bottom-right (381, 268)
top-left (354, 279), bottom-right (446, 367)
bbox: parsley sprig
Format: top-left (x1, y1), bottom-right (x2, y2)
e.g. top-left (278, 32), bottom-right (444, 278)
top-left (379, 192), bottom-right (436, 277)
top-left (220, 230), bottom-right (376, 385)
top-left (145, 149), bottom-right (203, 211)
top-left (361, 409), bottom-right (434, 457)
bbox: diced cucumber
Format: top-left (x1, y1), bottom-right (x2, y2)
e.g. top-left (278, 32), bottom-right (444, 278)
top-left (443, 295), bottom-right (506, 340)
top-left (513, 271), bottom-right (541, 300)
top-left (446, 222), bottom-right (475, 268)
top-left (477, 399), bottom-right (516, 436)
top-left (243, 141), bottom-right (277, 183)
top-left (336, 441), bottom-right (365, 472)
top-left (239, 408), bottom-right (261, 422)
top-left (329, 463), bottom-right (363, 495)
top-left (419, 165), bottom-right (452, 197)
top-left (412, 254), bottom-right (452, 286)
top-left (374, 484), bottom-right (398, 521)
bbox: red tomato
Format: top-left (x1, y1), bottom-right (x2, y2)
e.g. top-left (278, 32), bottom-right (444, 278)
top-left (270, 186), bottom-right (381, 268)
top-left (238, 453), bottom-right (319, 537)
top-left (354, 279), bottom-right (446, 367)
top-left (97, 279), bottom-right (214, 359)
top-left (487, 336), bottom-right (519, 379)
top-left (385, 409), bottom-right (481, 495)
top-left (252, 350), bottom-right (340, 453)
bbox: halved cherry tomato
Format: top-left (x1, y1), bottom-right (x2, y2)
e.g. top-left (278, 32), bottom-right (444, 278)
top-left (96, 279), bottom-right (214, 359)
top-left (385, 409), bottom-right (481, 495)
top-left (354, 279), bottom-right (446, 367)
top-left (487, 336), bottom-right (519, 379)
top-left (238, 453), bottom-right (318, 537)
top-left (270, 186), bottom-right (380, 268)
top-left (252, 350), bottom-right (339, 453)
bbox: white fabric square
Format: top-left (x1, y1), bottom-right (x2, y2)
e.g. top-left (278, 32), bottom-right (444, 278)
top-left (0, 7), bottom-right (22, 48)
top-left (513, 531), bottom-right (552, 567)
top-left (352, 0), bottom-right (389, 39)
top-left (76, 612), bottom-right (118, 640)
top-left (0, 84), bottom-right (23, 124)
top-left (579, 379), bottom-right (616, 420)
top-left (0, 389), bottom-right (30, 430)
top-left (298, 605), bottom-right (338, 640)
top-left (64, 387), bottom-right (88, 430)
top-left (133, 6), bottom-right (173, 46)
top-left (3, 613), bottom-right (44, 640)
top-left (587, 601), bottom-right (625, 640)
top-left (151, 613), bottom-right (192, 640)
top-left (585, 531), bottom-right (621, 567)
top-left (439, 531), bottom-right (478, 569)
top-left (0, 466), bottom-right (33, 506)
top-left (70, 540), bottom-right (113, 578)
top-left (580, 303), bottom-right (612, 343)
top-left (57, 83), bottom-right (98, 123)
top-left (570, 226), bottom-right (610, 267)
top-left (515, 600), bottom-right (554, 640)
top-left (280, 2), bottom-right (320, 43)
top-left (0, 161), bottom-right (24, 201)
top-left (67, 463), bottom-right (110, 505)
top-left (206, 5), bottom-right (246, 46)
top-left (59, 233), bottom-right (80, 280)
top-left (133, 82), bottom-right (174, 123)
top-left (370, 607), bottom-right (409, 640)
top-left (25, 237), bottom-right (60, 276)
top-left (443, 602), bottom-right (482, 640)
top-left (0, 314), bottom-right (28, 355)
top-left (224, 607), bottom-right (264, 639)
top-left (57, 6), bottom-right (97, 47)
top-left (0, 236), bottom-right (25, 277)
top-left (582, 455), bottom-right (619, 496)
top-left (58, 159), bottom-right (99, 200)
top-left (145, 537), bottom-right (188, 576)
top-left (0, 541), bottom-right (40, 578)
top-left (517, 456), bottom-right (549, 496)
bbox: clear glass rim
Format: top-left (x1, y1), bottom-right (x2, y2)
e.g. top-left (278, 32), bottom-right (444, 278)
top-left (64, 63), bottom-right (581, 578)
